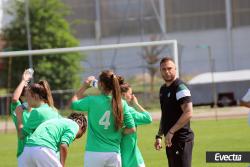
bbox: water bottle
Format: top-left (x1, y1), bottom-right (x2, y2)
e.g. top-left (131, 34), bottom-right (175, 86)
top-left (90, 79), bottom-right (98, 88)
top-left (26, 68), bottom-right (34, 79)
top-left (21, 102), bottom-right (29, 110)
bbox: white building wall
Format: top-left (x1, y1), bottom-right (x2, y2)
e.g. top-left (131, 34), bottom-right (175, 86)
top-left (80, 26), bottom-right (250, 78)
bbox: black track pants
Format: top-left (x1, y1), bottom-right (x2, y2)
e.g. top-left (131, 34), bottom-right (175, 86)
top-left (166, 140), bottom-right (194, 167)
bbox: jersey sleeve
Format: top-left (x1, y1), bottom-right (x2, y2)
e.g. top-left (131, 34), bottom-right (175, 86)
top-left (242, 88), bottom-right (250, 102)
top-left (128, 106), bottom-right (152, 126)
top-left (122, 101), bottom-right (135, 128)
top-left (10, 101), bottom-right (21, 127)
top-left (10, 101), bottom-right (21, 115)
top-left (61, 122), bottom-right (79, 146)
top-left (70, 97), bottom-right (90, 112)
top-left (176, 84), bottom-right (192, 105)
top-left (22, 109), bottom-right (40, 137)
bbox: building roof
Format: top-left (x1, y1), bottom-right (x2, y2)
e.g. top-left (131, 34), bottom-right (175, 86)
top-left (188, 69), bottom-right (250, 85)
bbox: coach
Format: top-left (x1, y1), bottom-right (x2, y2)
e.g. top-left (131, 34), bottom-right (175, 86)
top-left (154, 57), bottom-right (194, 167)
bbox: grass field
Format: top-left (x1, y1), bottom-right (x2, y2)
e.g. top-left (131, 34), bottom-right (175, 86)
top-left (0, 118), bottom-right (249, 167)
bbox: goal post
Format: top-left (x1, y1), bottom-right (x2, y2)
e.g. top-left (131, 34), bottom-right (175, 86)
top-left (0, 40), bottom-right (179, 76)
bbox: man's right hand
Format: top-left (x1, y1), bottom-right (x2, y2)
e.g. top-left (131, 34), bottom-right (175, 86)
top-left (154, 138), bottom-right (162, 150)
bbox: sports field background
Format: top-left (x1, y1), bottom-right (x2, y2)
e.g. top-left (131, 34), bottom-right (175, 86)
top-left (0, 116), bottom-right (249, 167)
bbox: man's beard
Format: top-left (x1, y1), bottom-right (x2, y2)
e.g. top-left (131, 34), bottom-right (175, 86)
top-left (164, 76), bottom-right (175, 83)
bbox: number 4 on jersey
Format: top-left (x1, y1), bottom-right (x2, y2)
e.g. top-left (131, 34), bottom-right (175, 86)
top-left (99, 111), bottom-right (111, 129)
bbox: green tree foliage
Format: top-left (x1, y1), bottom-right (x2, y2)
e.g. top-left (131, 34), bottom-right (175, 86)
top-left (2, 0), bottom-right (83, 90)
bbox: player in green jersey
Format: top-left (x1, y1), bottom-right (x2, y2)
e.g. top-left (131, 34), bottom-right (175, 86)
top-left (70, 70), bottom-right (136, 167)
top-left (120, 82), bottom-right (152, 167)
top-left (16, 80), bottom-right (61, 140)
top-left (10, 69), bottom-right (33, 164)
top-left (19, 112), bottom-right (87, 167)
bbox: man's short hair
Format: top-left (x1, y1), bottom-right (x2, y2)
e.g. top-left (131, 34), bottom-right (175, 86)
top-left (160, 57), bottom-right (174, 66)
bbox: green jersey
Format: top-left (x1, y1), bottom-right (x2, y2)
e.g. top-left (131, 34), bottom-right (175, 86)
top-left (10, 101), bottom-right (31, 157)
top-left (71, 94), bottom-right (135, 153)
top-left (121, 106), bottom-right (152, 167)
top-left (25, 118), bottom-right (79, 152)
top-left (22, 103), bottom-right (61, 137)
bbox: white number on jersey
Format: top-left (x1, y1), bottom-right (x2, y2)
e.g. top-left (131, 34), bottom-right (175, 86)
top-left (99, 111), bottom-right (111, 129)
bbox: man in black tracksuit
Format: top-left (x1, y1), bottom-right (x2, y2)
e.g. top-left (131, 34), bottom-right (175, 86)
top-left (154, 57), bottom-right (194, 167)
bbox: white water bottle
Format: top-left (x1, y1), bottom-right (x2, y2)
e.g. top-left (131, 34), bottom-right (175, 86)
top-left (26, 68), bottom-right (34, 79)
top-left (21, 102), bottom-right (29, 110)
top-left (90, 79), bottom-right (98, 88)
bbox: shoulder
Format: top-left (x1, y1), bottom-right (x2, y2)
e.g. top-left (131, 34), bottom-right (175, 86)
top-left (175, 78), bottom-right (186, 86)
top-left (77, 95), bottom-right (93, 102)
top-left (122, 100), bottom-right (134, 115)
top-left (69, 119), bottom-right (79, 128)
top-left (160, 84), bottom-right (166, 91)
top-left (122, 99), bottom-right (128, 105)
top-left (122, 99), bottom-right (129, 109)
top-left (175, 79), bottom-right (189, 91)
top-left (30, 108), bottom-right (39, 114)
top-left (10, 100), bottom-right (21, 112)
top-left (62, 118), bottom-right (77, 126)
top-left (11, 100), bottom-right (21, 106)
top-left (175, 79), bottom-right (191, 100)
top-left (62, 119), bottom-right (79, 133)
top-left (28, 109), bottom-right (41, 119)
top-left (34, 105), bottom-right (50, 114)
top-left (159, 84), bottom-right (167, 97)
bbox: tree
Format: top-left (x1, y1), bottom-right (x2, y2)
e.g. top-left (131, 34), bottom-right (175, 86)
top-left (141, 35), bottom-right (166, 94)
top-left (2, 0), bottom-right (83, 90)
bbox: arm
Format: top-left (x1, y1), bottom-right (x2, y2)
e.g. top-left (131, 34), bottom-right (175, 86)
top-left (71, 76), bottom-right (94, 102)
top-left (154, 113), bottom-right (164, 150)
top-left (59, 123), bottom-right (80, 167)
top-left (12, 69), bottom-right (32, 103)
top-left (12, 80), bottom-right (27, 103)
top-left (71, 85), bottom-right (88, 102)
top-left (131, 95), bottom-right (146, 112)
top-left (60, 144), bottom-right (68, 167)
top-left (123, 127), bottom-right (136, 134)
top-left (129, 107), bottom-right (152, 126)
top-left (129, 95), bottom-right (152, 125)
top-left (122, 101), bottom-right (136, 133)
top-left (165, 102), bottom-right (193, 147)
top-left (15, 106), bottom-right (24, 138)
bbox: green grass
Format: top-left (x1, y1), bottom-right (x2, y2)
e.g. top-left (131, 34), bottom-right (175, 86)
top-left (0, 118), bottom-right (249, 167)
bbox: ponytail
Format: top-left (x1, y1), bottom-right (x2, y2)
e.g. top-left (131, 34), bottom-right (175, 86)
top-left (38, 80), bottom-right (54, 107)
top-left (99, 70), bottom-right (123, 130)
top-left (111, 74), bottom-right (123, 130)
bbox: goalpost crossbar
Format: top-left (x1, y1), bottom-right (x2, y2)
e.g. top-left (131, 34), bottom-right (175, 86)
top-left (0, 40), bottom-right (179, 75)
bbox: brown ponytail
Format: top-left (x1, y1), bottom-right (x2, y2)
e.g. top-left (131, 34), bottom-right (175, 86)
top-left (99, 70), bottom-right (123, 130)
top-left (29, 80), bottom-right (54, 107)
top-left (111, 74), bottom-right (123, 130)
top-left (38, 80), bottom-right (54, 107)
